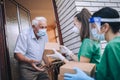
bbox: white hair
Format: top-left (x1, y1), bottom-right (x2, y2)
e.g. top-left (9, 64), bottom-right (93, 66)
top-left (32, 17), bottom-right (47, 27)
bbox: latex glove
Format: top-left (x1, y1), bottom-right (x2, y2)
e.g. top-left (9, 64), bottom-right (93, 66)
top-left (64, 67), bottom-right (94, 80)
top-left (46, 49), bottom-right (65, 60)
top-left (60, 46), bottom-right (73, 55)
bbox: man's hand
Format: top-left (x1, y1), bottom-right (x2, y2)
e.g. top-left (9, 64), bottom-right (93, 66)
top-left (14, 53), bottom-right (45, 71)
top-left (28, 59), bottom-right (45, 72)
top-left (64, 67), bottom-right (94, 80)
top-left (32, 63), bottom-right (45, 72)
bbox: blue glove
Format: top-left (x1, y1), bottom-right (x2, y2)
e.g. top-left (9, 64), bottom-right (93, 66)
top-left (64, 67), bottom-right (94, 80)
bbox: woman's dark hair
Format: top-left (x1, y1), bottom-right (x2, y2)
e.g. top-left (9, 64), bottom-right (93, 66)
top-left (92, 7), bottom-right (120, 33)
top-left (75, 8), bottom-right (91, 41)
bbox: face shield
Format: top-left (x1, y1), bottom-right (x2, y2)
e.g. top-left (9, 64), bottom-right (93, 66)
top-left (89, 17), bottom-right (104, 41)
top-left (89, 17), bottom-right (120, 41)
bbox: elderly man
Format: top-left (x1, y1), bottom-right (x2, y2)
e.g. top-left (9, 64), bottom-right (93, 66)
top-left (14, 17), bottom-right (49, 80)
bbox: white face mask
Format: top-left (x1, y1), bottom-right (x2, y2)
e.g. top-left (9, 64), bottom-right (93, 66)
top-left (72, 26), bottom-right (80, 34)
top-left (37, 29), bottom-right (46, 37)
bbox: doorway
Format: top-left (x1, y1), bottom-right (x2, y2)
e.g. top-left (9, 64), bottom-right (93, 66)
top-left (2, 0), bottom-right (63, 80)
top-left (15, 0), bottom-right (62, 43)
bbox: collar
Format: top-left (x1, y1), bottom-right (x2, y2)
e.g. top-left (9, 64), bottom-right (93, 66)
top-left (30, 28), bottom-right (36, 39)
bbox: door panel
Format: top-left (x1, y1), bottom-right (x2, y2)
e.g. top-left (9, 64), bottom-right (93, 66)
top-left (5, 0), bottom-right (19, 58)
top-left (19, 7), bottom-right (31, 31)
top-left (4, 0), bottom-right (31, 79)
top-left (5, 0), bottom-right (20, 79)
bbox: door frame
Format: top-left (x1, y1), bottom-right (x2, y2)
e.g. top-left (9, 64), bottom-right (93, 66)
top-left (0, 0), bottom-right (12, 80)
top-left (52, 0), bottom-right (63, 45)
top-left (0, 0), bottom-right (63, 80)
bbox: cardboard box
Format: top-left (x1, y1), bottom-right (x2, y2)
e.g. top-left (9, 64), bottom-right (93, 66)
top-left (44, 42), bottom-right (60, 55)
top-left (44, 42), bottom-right (60, 63)
top-left (45, 42), bottom-right (60, 51)
top-left (58, 74), bottom-right (64, 80)
top-left (60, 61), bottom-right (96, 77)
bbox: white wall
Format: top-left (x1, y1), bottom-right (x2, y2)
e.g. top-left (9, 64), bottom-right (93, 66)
top-left (75, 0), bottom-right (120, 14)
top-left (55, 0), bottom-right (120, 54)
top-left (55, 0), bottom-right (81, 54)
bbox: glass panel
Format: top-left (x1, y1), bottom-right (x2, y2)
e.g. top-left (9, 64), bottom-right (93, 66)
top-left (5, 0), bottom-right (19, 80)
top-left (5, 0), bottom-right (19, 58)
top-left (19, 8), bottom-right (31, 31)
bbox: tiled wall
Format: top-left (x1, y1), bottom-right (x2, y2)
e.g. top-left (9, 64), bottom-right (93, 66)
top-left (55, 0), bottom-right (120, 54)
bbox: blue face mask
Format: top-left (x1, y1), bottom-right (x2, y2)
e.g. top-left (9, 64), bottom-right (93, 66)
top-left (93, 33), bottom-right (105, 41)
top-left (37, 29), bottom-right (46, 37)
top-left (91, 29), bottom-right (105, 41)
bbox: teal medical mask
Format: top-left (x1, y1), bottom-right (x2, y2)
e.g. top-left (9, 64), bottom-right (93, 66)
top-left (37, 29), bottom-right (46, 37)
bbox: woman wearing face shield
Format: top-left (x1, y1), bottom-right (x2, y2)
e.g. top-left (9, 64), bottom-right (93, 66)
top-left (63, 7), bottom-right (120, 80)
top-left (48, 8), bottom-right (102, 65)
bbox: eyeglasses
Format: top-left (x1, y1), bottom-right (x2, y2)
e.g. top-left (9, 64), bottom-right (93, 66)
top-left (39, 26), bottom-right (47, 29)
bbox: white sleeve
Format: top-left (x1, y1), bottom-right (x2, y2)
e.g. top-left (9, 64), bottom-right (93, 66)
top-left (14, 33), bottom-right (27, 55)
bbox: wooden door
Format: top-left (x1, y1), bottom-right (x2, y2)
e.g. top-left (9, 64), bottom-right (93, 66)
top-left (4, 0), bottom-right (31, 79)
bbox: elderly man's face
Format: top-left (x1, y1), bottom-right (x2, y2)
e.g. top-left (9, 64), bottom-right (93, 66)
top-left (33, 21), bottom-right (47, 34)
top-left (36, 21), bottom-right (47, 30)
